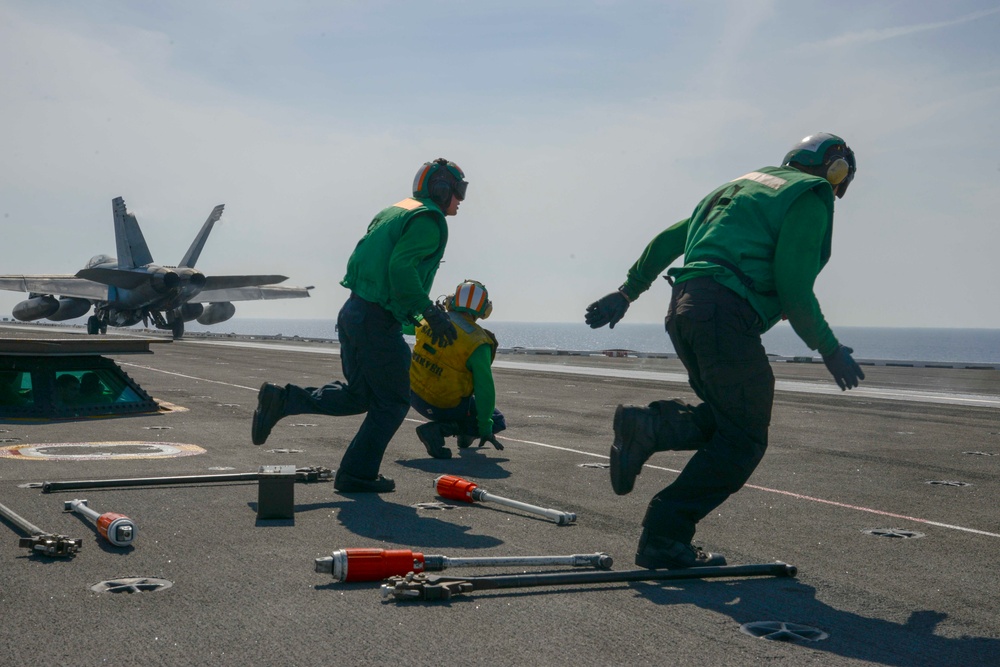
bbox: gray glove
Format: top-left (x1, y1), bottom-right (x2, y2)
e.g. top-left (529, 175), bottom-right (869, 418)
top-left (585, 290), bottom-right (630, 329)
top-left (822, 345), bottom-right (865, 391)
top-left (421, 304), bottom-right (457, 348)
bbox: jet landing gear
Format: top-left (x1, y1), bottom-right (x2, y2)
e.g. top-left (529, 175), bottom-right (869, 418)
top-left (148, 311), bottom-right (185, 339)
top-left (86, 315), bottom-right (108, 335)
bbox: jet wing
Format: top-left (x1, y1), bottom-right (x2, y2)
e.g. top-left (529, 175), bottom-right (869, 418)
top-left (75, 268), bottom-right (150, 289)
top-left (202, 275), bottom-right (288, 290)
top-left (196, 285), bottom-right (313, 302)
top-left (0, 275), bottom-right (109, 300)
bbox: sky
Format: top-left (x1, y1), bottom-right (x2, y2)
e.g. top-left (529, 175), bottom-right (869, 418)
top-left (1, 1), bottom-right (999, 329)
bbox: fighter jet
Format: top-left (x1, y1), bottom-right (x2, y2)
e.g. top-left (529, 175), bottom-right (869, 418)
top-left (0, 196), bottom-right (312, 339)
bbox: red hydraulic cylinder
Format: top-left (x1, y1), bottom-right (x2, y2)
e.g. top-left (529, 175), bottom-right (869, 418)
top-left (435, 474), bottom-right (479, 503)
top-left (317, 548), bottom-right (425, 582)
top-left (64, 499), bottom-right (136, 547)
top-left (315, 548), bottom-right (614, 582)
top-left (434, 475), bottom-right (577, 525)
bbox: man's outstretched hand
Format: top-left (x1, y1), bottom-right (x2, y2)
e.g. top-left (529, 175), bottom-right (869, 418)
top-left (823, 345), bottom-right (865, 391)
top-left (585, 291), bottom-right (630, 329)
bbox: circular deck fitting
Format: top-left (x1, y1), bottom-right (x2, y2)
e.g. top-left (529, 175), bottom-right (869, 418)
top-left (0, 441), bottom-right (206, 461)
top-left (963, 451), bottom-right (996, 456)
top-left (412, 502), bottom-right (457, 511)
top-left (740, 621), bottom-right (828, 642)
top-left (863, 528), bottom-right (925, 539)
top-left (578, 462), bottom-right (610, 469)
top-left (926, 480), bottom-right (971, 487)
top-left (90, 577), bottom-right (173, 594)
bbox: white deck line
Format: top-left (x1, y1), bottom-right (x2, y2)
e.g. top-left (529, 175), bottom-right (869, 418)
top-left (173, 338), bottom-right (1000, 408)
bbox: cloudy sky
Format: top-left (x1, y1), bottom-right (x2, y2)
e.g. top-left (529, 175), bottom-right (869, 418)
top-left (1, 1), bottom-right (998, 329)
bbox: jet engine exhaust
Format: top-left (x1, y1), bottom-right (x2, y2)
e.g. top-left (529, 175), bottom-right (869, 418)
top-left (149, 268), bottom-right (181, 293)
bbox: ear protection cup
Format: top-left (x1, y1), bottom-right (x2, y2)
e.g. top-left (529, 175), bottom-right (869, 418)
top-left (429, 178), bottom-right (453, 205)
top-left (825, 157), bottom-right (850, 185)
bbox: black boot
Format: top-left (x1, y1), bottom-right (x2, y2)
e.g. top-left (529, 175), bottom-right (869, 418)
top-left (251, 383), bottom-right (286, 446)
top-left (416, 422), bottom-right (454, 459)
top-left (634, 529), bottom-right (727, 569)
top-left (609, 400), bottom-right (708, 495)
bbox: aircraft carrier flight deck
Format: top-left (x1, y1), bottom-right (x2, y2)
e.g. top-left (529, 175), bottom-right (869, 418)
top-left (1, 323), bottom-right (998, 666)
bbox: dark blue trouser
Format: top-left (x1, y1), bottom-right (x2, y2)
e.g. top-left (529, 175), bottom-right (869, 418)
top-left (410, 392), bottom-right (507, 437)
top-left (282, 293), bottom-right (411, 480)
top-left (643, 277), bottom-right (774, 544)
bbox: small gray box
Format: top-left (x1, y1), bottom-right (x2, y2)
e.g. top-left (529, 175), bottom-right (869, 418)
top-left (257, 465), bottom-right (296, 520)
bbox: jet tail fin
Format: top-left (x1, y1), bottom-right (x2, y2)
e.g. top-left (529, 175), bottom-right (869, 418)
top-left (179, 204), bottom-right (225, 268)
top-left (112, 197), bottom-right (154, 269)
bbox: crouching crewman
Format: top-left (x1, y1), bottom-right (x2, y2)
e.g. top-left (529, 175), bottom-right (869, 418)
top-left (410, 280), bottom-right (506, 459)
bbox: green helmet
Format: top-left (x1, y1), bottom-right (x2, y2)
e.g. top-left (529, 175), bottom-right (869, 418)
top-left (782, 132), bottom-right (856, 198)
top-left (413, 158), bottom-right (468, 208)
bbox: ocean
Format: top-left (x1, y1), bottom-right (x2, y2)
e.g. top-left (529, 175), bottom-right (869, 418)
top-left (183, 318), bottom-right (1000, 365)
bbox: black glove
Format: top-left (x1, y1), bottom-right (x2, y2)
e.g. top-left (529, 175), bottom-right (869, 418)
top-left (585, 290), bottom-right (630, 329)
top-left (823, 345), bottom-right (865, 391)
top-left (478, 434), bottom-right (504, 451)
top-left (421, 304), bottom-right (457, 348)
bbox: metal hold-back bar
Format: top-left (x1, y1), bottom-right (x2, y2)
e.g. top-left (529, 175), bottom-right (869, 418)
top-left (41, 466), bottom-right (333, 492)
top-left (382, 562), bottom-right (798, 601)
top-left (1, 500), bottom-right (82, 557)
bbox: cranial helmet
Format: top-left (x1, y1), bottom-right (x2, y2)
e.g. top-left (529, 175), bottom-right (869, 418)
top-left (782, 132), bottom-right (857, 198)
top-left (413, 158), bottom-right (468, 208)
top-left (449, 280), bottom-right (492, 319)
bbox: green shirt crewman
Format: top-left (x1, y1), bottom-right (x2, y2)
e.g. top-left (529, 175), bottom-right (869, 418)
top-left (585, 132), bottom-right (864, 569)
top-left (251, 158), bottom-right (469, 493)
top-left (410, 280), bottom-right (507, 460)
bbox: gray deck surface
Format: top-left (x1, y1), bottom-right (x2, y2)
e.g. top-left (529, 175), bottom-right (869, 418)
top-left (2, 323), bottom-right (998, 666)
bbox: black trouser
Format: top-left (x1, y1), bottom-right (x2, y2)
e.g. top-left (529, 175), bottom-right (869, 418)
top-left (642, 277), bottom-right (774, 544)
top-left (410, 392), bottom-right (507, 437)
top-left (282, 293), bottom-right (411, 480)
